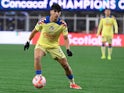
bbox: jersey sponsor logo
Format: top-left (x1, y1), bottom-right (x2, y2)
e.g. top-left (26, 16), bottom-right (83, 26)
top-left (43, 32), bottom-right (56, 39)
top-left (104, 19), bottom-right (113, 26)
top-left (105, 24), bottom-right (113, 26)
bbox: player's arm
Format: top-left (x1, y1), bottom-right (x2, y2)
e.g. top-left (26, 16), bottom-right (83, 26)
top-left (24, 29), bottom-right (38, 51)
top-left (112, 16), bottom-right (118, 34)
top-left (61, 20), bottom-right (73, 56)
top-left (64, 35), bottom-right (70, 50)
top-left (64, 35), bottom-right (73, 56)
top-left (24, 19), bottom-right (43, 51)
top-left (28, 29), bottom-right (38, 41)
top-left (96, 18), bottom-right (103, 36)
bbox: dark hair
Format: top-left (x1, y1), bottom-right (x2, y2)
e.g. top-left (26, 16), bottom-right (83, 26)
top-left (104, 8), bottom-right (111, 11)
top-left (51, 3), bottom-right (62, 12)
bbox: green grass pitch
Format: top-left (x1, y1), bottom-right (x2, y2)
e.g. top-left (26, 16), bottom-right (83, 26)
top-left (0, 44), bottom-right (124, 93)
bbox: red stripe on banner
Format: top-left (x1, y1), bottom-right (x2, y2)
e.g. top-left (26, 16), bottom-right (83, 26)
top-left (32, 33), bottom-right (124, 47)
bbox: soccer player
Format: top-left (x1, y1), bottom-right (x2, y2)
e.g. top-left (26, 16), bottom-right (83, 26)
top-left (97, 9), bottom-right (118, 60)
top-left (24, 3), bottom-right (82, 89)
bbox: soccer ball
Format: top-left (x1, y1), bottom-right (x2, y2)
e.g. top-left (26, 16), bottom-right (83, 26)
top-left (32, 75), bottom-right (46, 88)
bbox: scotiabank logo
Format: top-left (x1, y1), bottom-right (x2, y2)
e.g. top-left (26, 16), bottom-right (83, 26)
top-left (68, 34), bottom-right (122, 46)
top-left (32, 33), bottom-right (124, 47)
top-left (68, 34), bottom-right (101, 46)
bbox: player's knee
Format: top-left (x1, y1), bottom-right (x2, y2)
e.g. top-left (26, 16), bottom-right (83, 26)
top-left (108, 44), bottom-right (112, 48)
top-left (34, 55), bottom-right (41, 62)
top-left (102, 43), bottom-right (105, 46)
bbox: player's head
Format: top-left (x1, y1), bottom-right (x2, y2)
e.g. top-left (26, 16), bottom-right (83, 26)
top-left (50, 3), bottom-right (62, 20)
top-left (50, 3), bottom-right (62, 12)
top-left (104, 8), bottom-right (111, 16)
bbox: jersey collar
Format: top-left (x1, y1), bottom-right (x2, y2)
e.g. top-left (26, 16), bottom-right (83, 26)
top-left (45, 16), bottom-right (61, 25)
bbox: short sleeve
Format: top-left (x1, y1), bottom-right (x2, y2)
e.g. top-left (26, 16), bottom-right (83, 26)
top-left (35, 23), bottom-right (42, 31)
top-left (62, 27), bottom-right (68, 36)
top-left (34, 17), bottom-right (46, 31)
top-left (61, 20), bottom-right (68, 36)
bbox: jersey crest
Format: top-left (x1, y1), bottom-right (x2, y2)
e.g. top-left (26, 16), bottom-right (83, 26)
top-left (49, 26), bottom-right (55, 31)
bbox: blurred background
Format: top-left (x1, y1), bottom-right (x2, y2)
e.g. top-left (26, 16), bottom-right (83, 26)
top-left (0, 1), bottom-right (124, 93)
top-left (0, 0), bottom-right (124, 45)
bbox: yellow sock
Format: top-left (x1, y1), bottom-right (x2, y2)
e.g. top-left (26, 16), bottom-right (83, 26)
top-left (101, 46), bottom-right (106, 57)
top-left (108, 47), bottom-right (112, 57)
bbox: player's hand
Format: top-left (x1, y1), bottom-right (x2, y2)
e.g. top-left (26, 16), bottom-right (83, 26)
top-left (24, 41), bottom-right (30, 51)
top-left (66, 49), bottom-right (73, 56)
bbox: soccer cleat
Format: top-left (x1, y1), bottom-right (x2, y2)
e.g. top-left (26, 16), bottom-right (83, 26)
top-left (70, 83), bottom-right (82, 89)
top-left (107, 56), bottom-right (111, 60)
top-left (101, 55), bottom-right (106, 59)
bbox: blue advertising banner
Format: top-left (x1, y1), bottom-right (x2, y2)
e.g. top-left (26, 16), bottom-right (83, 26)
top-left (0, 0), bottom-right (124, 11)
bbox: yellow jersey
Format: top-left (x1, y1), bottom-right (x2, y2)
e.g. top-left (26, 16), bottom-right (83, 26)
top-left (97, 16), bottom-right (118, 37)
top-left (34, 16), bottom-right (68, 48)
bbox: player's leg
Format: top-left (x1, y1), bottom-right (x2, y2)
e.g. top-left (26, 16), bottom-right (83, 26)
top-left (57, 58), bottom-right (82, 89)
top-left (107, 37), bottom-right (112, 60)
top-left (48, 47), bottom-right (82, 89)
top-left (34, 44), bottom-right (46, 75)
top-left (57, 58), bottom-right (74, 82)
top-left (101, 42), bottom-right (106, 59)
top-left (101, 36), bottom-right (106, 59)
top-left (107, 44), bottom-right (112, 60)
